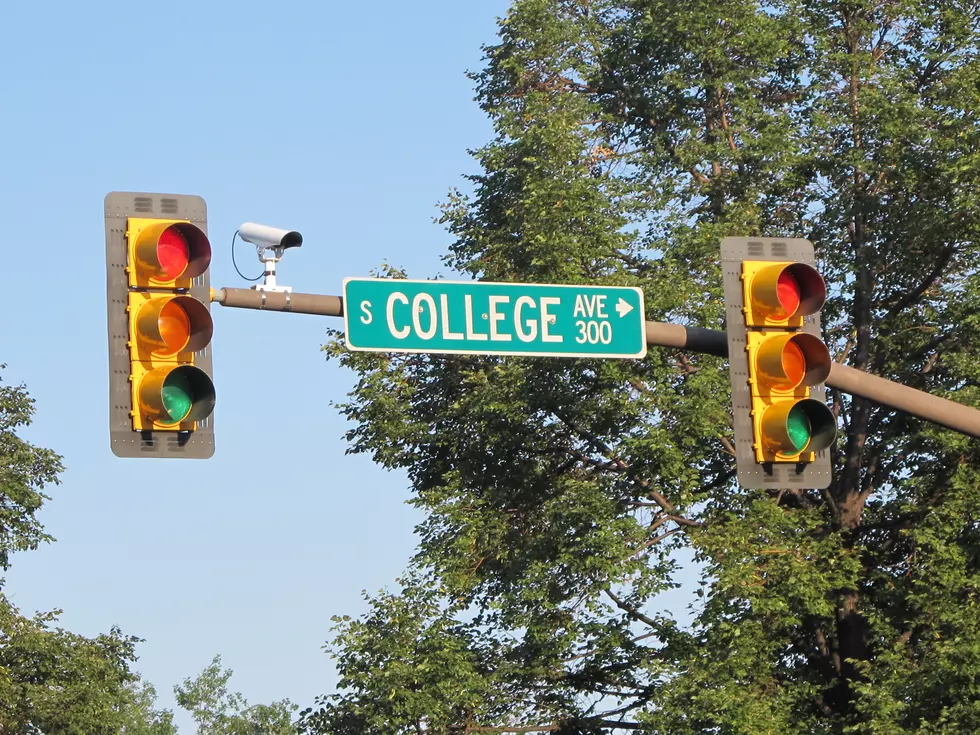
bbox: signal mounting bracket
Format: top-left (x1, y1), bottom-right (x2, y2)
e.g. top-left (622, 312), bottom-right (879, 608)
top-left (252, 245), bottom-right (293, 293)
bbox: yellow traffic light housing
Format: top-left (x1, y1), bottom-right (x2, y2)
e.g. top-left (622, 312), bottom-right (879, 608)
top-left (126, 219), bottom-right (215, 433)
top-left (741, 260), bottom-right (827, 328)
top-left (745, 329), bottom-right (835, 463)
top-left (126, 290), bottom-right (216, 431)
top-left (105, 193), bottom-right (216, 459)
top-left (722, 238), bottom-right (836, 489)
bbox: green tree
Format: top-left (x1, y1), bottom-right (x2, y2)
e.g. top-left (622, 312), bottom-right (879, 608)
top-left (0, 364), bottom-right (62, 569)
top-left (0, 365), bottom-right (177, 734)
top-left (176, 654), bottom-right (299, 734)
top-left (305, 1), bottom-right (980, 733)
top-left (121, 679), bottom-right (180, 735)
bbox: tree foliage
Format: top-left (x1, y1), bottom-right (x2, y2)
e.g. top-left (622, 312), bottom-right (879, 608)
top-left (0, 593), bottom-right (176, 734)
top-left (0, 364), bottom-right (62, 570)
top-left (308, 0), bottom-right (980, 733)
top-left (0, 365), bottom-right (178, 734)
top-left (122, 679), bottom-right (180, 735)
top-left (175, 654), bottom-right (299, 735)
top-left (0, 365), bottom-right (298, 733)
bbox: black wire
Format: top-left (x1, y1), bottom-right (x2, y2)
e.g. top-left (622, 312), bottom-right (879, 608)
top-left (231, 229), bottom-right (263, 282)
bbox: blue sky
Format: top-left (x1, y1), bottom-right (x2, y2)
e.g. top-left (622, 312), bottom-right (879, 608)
top-left (1, 0), bottom-right (509, 729)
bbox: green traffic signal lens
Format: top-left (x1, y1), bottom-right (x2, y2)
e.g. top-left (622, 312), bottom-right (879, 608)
top-left (785, 404), bottom-right (812, 452)
top-left (138, 365), bottom-right (216, 427)
top-left (161, 371), bottom-right (193, 423)
top-left (760, 398), bottom-right (837, 457)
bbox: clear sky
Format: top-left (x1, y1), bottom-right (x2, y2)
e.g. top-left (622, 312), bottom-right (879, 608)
top-left (1, 0), bottom-right (509, 730)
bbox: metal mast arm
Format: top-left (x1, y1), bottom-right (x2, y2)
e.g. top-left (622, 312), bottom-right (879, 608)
top-left (213, 287), bottom-right (980, 440)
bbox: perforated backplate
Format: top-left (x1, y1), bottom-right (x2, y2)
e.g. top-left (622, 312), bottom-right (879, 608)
top-left (105, 191), bottom-right (215, 459)
top-left (720, 237), bottom-right (832, 490)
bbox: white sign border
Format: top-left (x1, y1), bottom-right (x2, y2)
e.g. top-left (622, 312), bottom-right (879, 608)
top-left (341, 277), bottom-right (648, 360)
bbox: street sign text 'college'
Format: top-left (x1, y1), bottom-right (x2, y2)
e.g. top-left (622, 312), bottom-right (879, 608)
top-left (343, 278), bottom-right (647, 359)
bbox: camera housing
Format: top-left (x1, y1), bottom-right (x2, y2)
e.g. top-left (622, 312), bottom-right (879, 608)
top-left (238, 222), bottom-right (303, 251)
top-left (237, 222), bottom-right (303, 294)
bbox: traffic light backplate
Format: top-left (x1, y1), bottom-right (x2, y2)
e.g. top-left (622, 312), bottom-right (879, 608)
top-left (105, 191), bottom-right (215, 459)
top-left (721, 236), bottom-right (833, 490)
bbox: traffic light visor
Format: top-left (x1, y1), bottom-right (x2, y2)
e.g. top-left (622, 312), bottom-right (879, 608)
top-left (748, 262), bottom-right (826, 322)
top-left (132, 221), bottom-right (211, 284)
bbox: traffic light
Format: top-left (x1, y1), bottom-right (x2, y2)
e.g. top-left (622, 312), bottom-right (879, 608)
top-left (721, 237), bottom-right (836, 489)
top-left (105, 192), bottom-right (216, 458)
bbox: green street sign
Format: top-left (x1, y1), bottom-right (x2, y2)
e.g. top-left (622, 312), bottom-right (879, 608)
top-left (342, 278), bottom-right (647, 359)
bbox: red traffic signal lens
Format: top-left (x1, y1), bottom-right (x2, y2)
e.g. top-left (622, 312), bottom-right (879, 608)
top-left (133, 221), bottom-right (211, 284)
top-left (749, 262), bottom-right (827, 322)
top-left (776, 269), bottom-right (801, 317)
top-left (157, 226), bottom-right (190, 280)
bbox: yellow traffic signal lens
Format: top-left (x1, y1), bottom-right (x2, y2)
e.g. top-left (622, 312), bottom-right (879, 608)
top-left (753, 333), bottom-right (831, 392)
top-left (782, 339), bottom-right (805, 387)
top-left (137, 365), bottom-right (216, 426)
top-left (134, 295), bottom-right (214, 358)
top-left (158, 300), bottom-right (191, 353)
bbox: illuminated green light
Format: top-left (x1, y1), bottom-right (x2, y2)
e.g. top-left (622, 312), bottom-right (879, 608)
top-left (786, 404), bottom-right (812, 452)
top-left (161, 372), bottom-right (193, 423)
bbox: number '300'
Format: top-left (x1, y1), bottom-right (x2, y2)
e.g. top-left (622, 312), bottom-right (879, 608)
top-left (575, 320), bottom-right (612, 345)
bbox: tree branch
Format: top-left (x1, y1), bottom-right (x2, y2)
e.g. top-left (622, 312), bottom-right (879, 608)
top-left (881, 243), bottom-right (955, 324)
top-left (463, 727), bottom-right (558, 733)
top-left (550, 409), bottom-right (680, 516)
top-left (605, 589), bottom-right (660, 629)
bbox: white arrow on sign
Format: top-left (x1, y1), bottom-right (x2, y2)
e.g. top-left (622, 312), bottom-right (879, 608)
top-left (615, 298), bottom-right (634, 318)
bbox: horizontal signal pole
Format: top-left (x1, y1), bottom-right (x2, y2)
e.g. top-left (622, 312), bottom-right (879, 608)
top-left (643, 321), bottom-right (980, 439)
top-left (213, 287), bottom-right (980, 440)
top-left (212, 287), bottom-right (343, 316)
